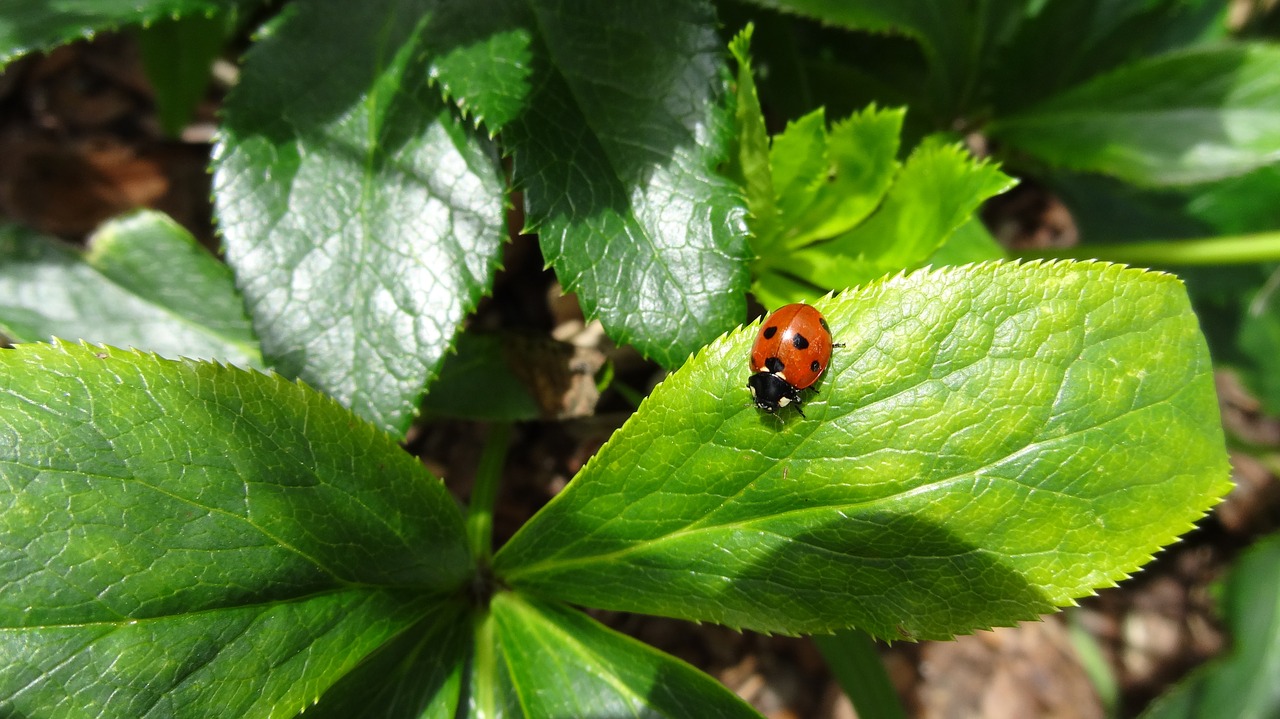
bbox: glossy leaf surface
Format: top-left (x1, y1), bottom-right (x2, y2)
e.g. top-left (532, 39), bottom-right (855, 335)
top-left (0, 214), bottom-right (261, 367)
top-left (495, 261), bottom-right (1231, 639)
top-left (504, 0), bottom-right (751, 367)
top-left (214, 0), bottom-right (505, 435)
top-left (0, 342), bottom-right (471, 716)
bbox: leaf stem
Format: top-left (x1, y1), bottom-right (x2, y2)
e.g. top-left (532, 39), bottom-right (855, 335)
top-left (468, 422), bottom-right (511, 564)
top-left (1013, 231), bottom-right (1280, 266)
top-left (812, 629), bottom-right (907, 719)
top-left (472, 610), bottom-right (499, 719)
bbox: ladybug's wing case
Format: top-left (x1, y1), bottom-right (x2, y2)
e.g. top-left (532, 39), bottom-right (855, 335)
top-left (776, 325), bottom-right (828, 389)
top-left (749, 304), bottom-right (799, 372)
top-left (748, 304), bottom-right (833, 390)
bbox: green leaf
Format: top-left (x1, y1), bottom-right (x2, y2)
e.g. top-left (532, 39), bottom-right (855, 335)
top-left (1186, 164), bottom-right (1280, 235)
top-left (766, 105), bottom-right (904, 252)
top-left (0, 214), bottom-right (261, 367)
top-left (766, 110), bottom-right (827, 229)
top-left (729, 24), bottom-right (779, 249)
top-left (467, 609), bottom-right (523, 717)
top-left (989, 0), bottom-right (1230, 115)
top-left (136, 11), bottom-right (237, 136)
top-left (749, 268), bottom-right (826, 313)
top-left (812, 630), bottom-right (907, 719)
top-left (0, 342), bottom-right (471, 715)
top-left (420, 332), bottom-right (542, 421)
top-left (0, 0), bottom-right (254, 67)
top-left (1237, 271), bottom-right (1280, 416)
top-left (990, 43), bottom-right (1280, 186)
top-left (1046, 171), bottom-right (1211, 244)
top-left (305, 601), bottom-right (471, 719)
top-left (420, 0), bottom-right (534, 133)
top-left (489, 592), bottom-right (762, 718)
top-left (785, 140), bottom-right (1014, 290)
top-left (733, 11), bottom-right (925, 130)
top-left (925, 215), bottom-right (1008, 267)
top-left (213, 0), bottom-right (506, 436)
top-left (504, 0), bottom-right (750, 367)
top-left (1140, 532), bottom-right (1280, 719)
top-left (739, 0), bottom-right (1025, 120)
top-left (732, 0), bottom-right (934, 36)
top-left (495, 261), bottom-right (1231, 639)
top-left (2, 591), bottom-right (453, 719)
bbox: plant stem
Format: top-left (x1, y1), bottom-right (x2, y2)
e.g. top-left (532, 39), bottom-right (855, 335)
top-left (812, 629), bottom-right (908, 719)
top-left (472, 610), bottom-right (499, 719)
top-left (1013, 231), bottom-right (1280, 266)
top-left (468, 422), bottom-right (511, 564)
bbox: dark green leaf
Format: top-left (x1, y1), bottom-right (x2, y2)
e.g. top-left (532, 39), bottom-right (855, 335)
top-left (1, 590), bottom-right (446, 718)
top-left (991, 43), bottom-right (1280, 186)
top-left (1047, 171), bottom-right (1213, 244)
top-left (307, 601), bottom-right (471, 719)
top-left (1186, 164), bottom-right (1280, 235)
top-left (420, 332), bottom-right (542, 421)
top-left (495, 261), bottom-right (1230, 639)
top-left (1237, 270), bottom-right (1280, 416)
top-left (0, 342), bottom-right (471, 715)
top-left (465, 610), bottom-right (523, 718)
top-left (505, 0), bottom-right (751, 367)
top-left (0, 214), bottom-right (261, 367)
top-left (739, 0), bottom-right (1025, 120)
top-left (1140, 532), bottom-right (1280, 719)
top-left (0, 0), bottom-right (254, 67)
top-left (213, 0), bottom-right (506, 435)
top-left (731, 0), bottom-right (932, 36)
top-left (490, 592), bottom-right (762, 718)
top-left (136, 11), bottom-right (237, 136)
top-left (420, 0), bottom-right (534, 132)
top-left (720, 6), bottom-right (925, 130)
top-left (989, 0), bottom-right (1230, 115)
top-left (813, 630), bottom-right (907, 719)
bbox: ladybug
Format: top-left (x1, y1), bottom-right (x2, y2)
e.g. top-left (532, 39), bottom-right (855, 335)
top-left (748, 303), bottom-right (837, 416)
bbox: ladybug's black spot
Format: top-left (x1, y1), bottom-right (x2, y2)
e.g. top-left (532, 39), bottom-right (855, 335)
top-left (762, 325), bottom-right (778, 340)
top-left (765, 356), bottom-right (785, 373)
top-left (810, 360), bottom-right (821, 372)
top-left (819, 317), bottom-right (830, 332)
top-left (792, 334), bottom-right (809, 350)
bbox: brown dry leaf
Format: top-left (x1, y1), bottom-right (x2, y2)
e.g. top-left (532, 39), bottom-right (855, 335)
top-left (917, 619), bottom-right (1102, 719)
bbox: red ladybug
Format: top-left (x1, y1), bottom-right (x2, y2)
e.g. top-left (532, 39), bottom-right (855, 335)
top-left (748, 303), bottom-right (836, 416)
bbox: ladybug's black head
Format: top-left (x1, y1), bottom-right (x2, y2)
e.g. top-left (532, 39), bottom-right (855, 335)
top-left (748, 371), bottom-right (801, 414)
